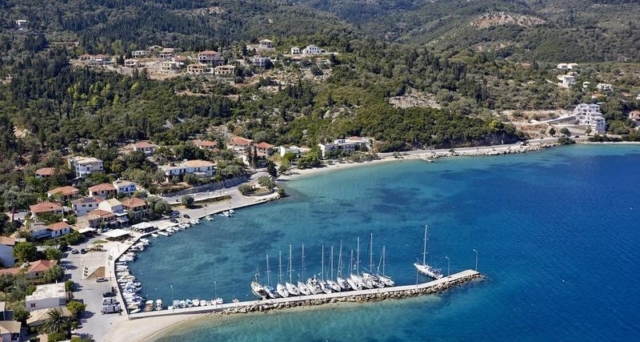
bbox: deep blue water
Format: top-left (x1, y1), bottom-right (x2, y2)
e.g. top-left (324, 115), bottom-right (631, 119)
top-left (130, 145), bottom-right (640, 341)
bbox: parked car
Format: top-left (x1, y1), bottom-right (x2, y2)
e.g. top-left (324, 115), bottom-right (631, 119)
top-left (170, 211), bottom-right (180, 218)
top-left (96, 277), bottom-right (108, 283)
top-left (103, 292), bottom-right (116, 298)
top-left (169, 218), bottom-right (178, 223)
top-left (101, 304), bottom-right (121, 314)
top-left (183, 214), bottom-right (190, 218)
top-left (70, 249), bottom-right (79, 254)
top-left (80, 248), bottom-right (87, 254)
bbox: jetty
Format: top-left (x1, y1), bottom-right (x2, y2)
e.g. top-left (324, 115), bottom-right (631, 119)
top-left (127, 269), bottom-right (482, 319)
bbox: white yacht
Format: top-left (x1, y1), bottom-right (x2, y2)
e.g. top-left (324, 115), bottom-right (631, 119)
top-left (414, 225), bottom-right (444, 279)
top-left (155, 299), bottom-right (163, 311)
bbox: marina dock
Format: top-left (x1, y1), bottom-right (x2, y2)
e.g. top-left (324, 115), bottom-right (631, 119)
top-left (128, 269), bottom-right (482, 319)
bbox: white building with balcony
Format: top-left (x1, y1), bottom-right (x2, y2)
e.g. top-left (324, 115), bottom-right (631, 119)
top-left (574, 103), bottom-right (606, 134)
top-left (160, 160), bottom-right (215, 178)
top-left (70, 156), bottom-right (103, 177)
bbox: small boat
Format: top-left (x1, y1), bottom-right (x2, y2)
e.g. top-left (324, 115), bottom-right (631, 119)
top-left (229, 209), bottom-right (235, 214)
top-left (173, 300), bottom-right (181, 308)
top-left (130, 308), bottom-right (141, 314)
top-left (186, 299), bottom-right (193, 307)
top-left (189, 219), bottom-right (198, 225)
top-left (346, 275), bottom-right (361, 291)
top-left (337, 277), bottom-right (351, 291)
top-left (285, 282), bottom-right (300, 296)
top-left (414, 225), bottom-right (444, 280)
top-left (204, 300), bottom-right (212, 306)
top-left (326, 279), bottom-right (341, 292)
top-left (276, 283), bottom-right (289, 298)
top-left (140, 238), bottom-right (151, 245)
top-left (157, 231), bottom-right (170, 237)
top-left (192, 299), bottom-right (200, 307)
top-left (297, 281), bottom-right (311, 296)
top-left (222, 211), bottom-right (231, 217)
top-left (205, 215), bottom-right (214, 221)
top-left (251, 281), bottom-right (268, 299)
top-left (263, 285), bottom-right (277, 299)
top-left (179, 300), bottom-right (186, 308)
top-left (151, 233), bottom-right (159, 238)
top-left (319, 279), bottom-right (332, 294)
top-left (305, 278), bottom-right (320, 295)
top-left (214, 298), bottom-right (224, 305)
top-left (155, 299), bottom-right (163, 311)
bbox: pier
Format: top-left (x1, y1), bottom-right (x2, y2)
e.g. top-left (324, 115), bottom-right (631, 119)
top-left (128, 269), bottom-right (482, 319)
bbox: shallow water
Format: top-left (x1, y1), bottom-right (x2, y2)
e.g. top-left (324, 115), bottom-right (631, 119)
top-left (129, 145), bottom-right (640, 341)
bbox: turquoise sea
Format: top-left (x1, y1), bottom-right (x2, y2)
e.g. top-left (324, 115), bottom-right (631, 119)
top-left (130, 145), bottom-right (640, 341)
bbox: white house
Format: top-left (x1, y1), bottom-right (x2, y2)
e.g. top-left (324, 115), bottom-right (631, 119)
top-left (99, 199), bottom-right (128, 225)
top-left (88, 183), bottom-right (117, 199)
top-left (558, 75), bottom-right (576, 88)
top-left (596, 83), bottom-right (613, 91)
top-left (0, 319), bottom-right (21, 341)
top-left (25, 283), bottom-right (67, 312)
top-left (318, 137), bottom-right (370, 158)
top-left (72, 197), bottom-right (102, 216)
top-left (574, 103), bottom-right (606, 134)
top-left (160, 160), bottom-right (215, 178)
top-left (113, 179), bottom-right (137, 196)
top-left (0, 237), bottom-right (15, 267)
top-left (198, 51), bottom-right (224, 66)
top-left (259, 39), bottom-right (274, 49)
top-left (253, 57), bottom-right (272, 68)
top-left (70, 157), bottom-right (103, 177)
top-left (133, 141), bottom-right (157, 155)
top-left (290, 47), bottom-right (300, 55)
top-left (124, 59), bottom-right (140, 68)
top-left (279, 145), bottom-right (302, 158)
top-left (47, 222), bottom-right (73, 238)
top-left (30, 223), bottom-right (51, 240)
top-left (131, 50), bottom-right (147, 57)
top-left (302, 45), bottom-right (322, 55)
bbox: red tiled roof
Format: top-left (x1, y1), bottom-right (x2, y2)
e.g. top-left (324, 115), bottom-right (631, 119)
top-left (47, 186), bottom-right (79, 197)
top-left (255, 142), bottom-right (274, 149)
top-left (30, 202), bottom-right (63, 214)
top-left (192, 139), bottom-right (217, 147)
top-left (27, 259), bottom-right (57, 273)
top-left (35, 168), bottom-right (55, 176)
top-left (0, 236), bottom-right (15, 246)
top-left (88, 183), bottom-right (116, 192)
top-left (229, 136), bottom-right (253, 146)
top-left (199, 50), bottom-right (218, 55)
top-left (134, 141), bottom-right (156, 148)
top-left (47, 222), bottom-right (72, 231)
top-left (88, 209), bottom-right (114, 219)
top-left (121, 197), bottom-right (146, 208)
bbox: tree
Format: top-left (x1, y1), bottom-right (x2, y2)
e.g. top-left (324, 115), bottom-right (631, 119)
top-left (43, 308), bottom-right (70, 334)
top-left (560, 127), bottom-right (571, 136)
top-left (64, 280), bottom-right (75, 292)
top-left (66, 301), bottom-right (86, 318)
top-left (585, 126), bottom-right (592, 136)
top-left (13, 306), bottom-right (30, 322)
top-left (549, 127), bottom-right (556, 136)
top-left (45, 247), bottom-right (63, 261)
top-left (181, 195), bottom-right (195, 208)
top-left (13, 241), bottom-right (36, 263)
top-left (266, 161), bottom-right (278, 179)
top-left (43, 265), bottom-right (64, 283)
top-left (258, 176), bottom-right (275, 190)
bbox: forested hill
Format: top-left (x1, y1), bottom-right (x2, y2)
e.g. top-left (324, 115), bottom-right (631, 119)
top-left (2, 0), bottom-right (640, 61)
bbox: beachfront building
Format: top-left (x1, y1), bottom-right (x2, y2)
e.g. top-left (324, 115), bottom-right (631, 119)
top-left (98, 199), bottom-right (129, 225)
top-left (255, 142), bottom-right (275, 156)
top-left (88, 183), bottom-right (117, 199)
top-left (70, 156), bottom-right (103, 177)
top-left (0, 237), bottom-right (15, 267)
top-left (279, 145), bottom-right (302, 158)
top-left (318, 137), bottom-right (370, 158)
top-left (121, 197), bottom-right (148, 219)
top-left (574, 104), bottom-right (606, 134)
top-left (159, 160), bottom-right (215, 179)
top-left (25, 283), bottom-right (67, 312)
top-left (46, 186), bottom-right (79, 202)
top-left (0, 260), bottom-right (59, 281)
top-left (72, 197), bottom-right (102, 216)
top-left (86, 209), bottom-right (116, 228)
top-left (30, 223), bottom-right (52, 240)
top-left (113, 179), bottom-right (137, 196)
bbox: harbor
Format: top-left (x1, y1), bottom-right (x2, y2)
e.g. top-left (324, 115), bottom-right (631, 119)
top-left (128, 269), bottom-right (482, 319)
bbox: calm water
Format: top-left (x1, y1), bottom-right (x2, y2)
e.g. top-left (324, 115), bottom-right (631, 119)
top-left (131, 145), bottom-right (640, 341)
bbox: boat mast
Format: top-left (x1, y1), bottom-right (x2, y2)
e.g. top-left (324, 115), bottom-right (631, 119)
top-left (266, 254), bottom-right (271, 285)
top-left (338, 240), bottom-right (343, 278)
top-left (321, 245), bottom-right (325, 281)
top-left (356, 237), bottom-right (360, 274)
top-left (422, 225), bottom-right (428, 266)
top-left (382, 246), bottom-right (387, 276)
top-left (288, 245), bottom-right (293, 284)
top-left (369, 233), bottom-right (374, 273)
top-left (279, 251), bottom-right (283, 284)
top-left (350, 249), bottom-right (354, 275)
top-left (330, 246), bottom-right (334, 280)
top-left (301, 244), bottom-right (305, 281)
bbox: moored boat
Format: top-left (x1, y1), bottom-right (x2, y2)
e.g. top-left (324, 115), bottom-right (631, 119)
top-left (414, 225), bottom-right (444, 279)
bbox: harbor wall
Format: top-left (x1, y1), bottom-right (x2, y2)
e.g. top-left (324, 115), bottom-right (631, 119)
top-left (128, 270), bottom-right (483, 320)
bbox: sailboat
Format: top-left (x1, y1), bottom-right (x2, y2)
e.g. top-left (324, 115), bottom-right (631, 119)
top-left (277, 251), bottom-right (289, 298)
top-left (298, 244), bottom-right (312, 296)
top-left (414, 225), bottom-right (443, 279)
top-left (336, 240), bottom-right (351, 291)
top-left (362, 233), bottom-right (384, 288)
top-left (325, 245), bottom-right (341, 292)
top-left (251, 274), bottom-right (268, 299)
top-left (263, 254), bottom-right (277, 299)
top-left (286, 245), bottom-right (300, 296)
top-left (377, 245), bottom-right (395, 287)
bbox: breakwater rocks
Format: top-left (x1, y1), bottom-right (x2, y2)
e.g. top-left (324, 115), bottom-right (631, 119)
top-left (427, 144), bottom-right (552, 160)
top-left (218, 273), bottom-right (484, 316)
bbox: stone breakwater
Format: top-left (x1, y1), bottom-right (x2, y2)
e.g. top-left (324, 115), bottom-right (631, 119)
top-left (219, 273), bottom-right (484, 315)
top-left (129, 270), bottom-right (482, 320)
top-left (427, 144), bottom-right (553, 159)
